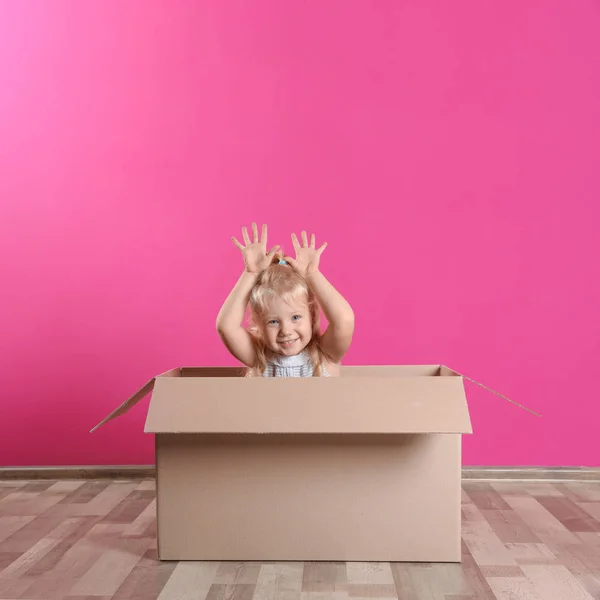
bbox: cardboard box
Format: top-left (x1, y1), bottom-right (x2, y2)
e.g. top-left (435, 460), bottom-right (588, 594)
top-left (92, 364), bottom-right (472, 562)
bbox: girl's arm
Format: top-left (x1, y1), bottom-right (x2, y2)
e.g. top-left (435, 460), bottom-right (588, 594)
top-left (216, 223), bottom-right (279, 367)
top-left (306, 270), bottom-right (354, 363)
top-left (284, 231), bottom-right (354, 363)
top-left (216, 270), bottom-right (260, 367)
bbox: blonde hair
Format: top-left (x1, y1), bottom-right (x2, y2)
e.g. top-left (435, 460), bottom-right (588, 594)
top-left (246, 253), bottom-right (326, 377)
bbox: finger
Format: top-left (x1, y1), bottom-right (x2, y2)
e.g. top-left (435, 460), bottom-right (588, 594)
top-left (261, 223), bottom-right (267, 246)
top-left (242, 226), bottom-right (251, 245)
top-left (317, 242), bottom-right (327, 255)
top-left (301, 231), bottom-right (308, 247)
top-left (252, 222), bottom-right (258, 243)
top-left (291, 233), bottom-right (300, 252)
top-left (310, 234), bottom-right (315, 249)
top-left (284, 256), bottom-right (298, 270)
top-left (232, 237), bottom-right (244, 250)
top-left (266, 245), bottom-right (280, 260)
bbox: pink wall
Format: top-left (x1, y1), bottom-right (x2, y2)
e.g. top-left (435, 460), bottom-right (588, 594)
top-left (1, 1), bottom-right (599, 468)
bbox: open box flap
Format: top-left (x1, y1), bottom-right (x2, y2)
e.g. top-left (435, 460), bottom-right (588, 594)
top-left (144, 375), bottom-right (473, 434)
top-left (442, 365), bottom-right (541, 417)
top-left (90, 368), bottom-right (181, 433)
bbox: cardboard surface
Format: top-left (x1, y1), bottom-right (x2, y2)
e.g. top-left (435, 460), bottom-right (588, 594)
top-left (156, 433), bottom-right (462, 561)
top-left (92, 364), bottom-right (473, 562)
top-left (144, 376), bottom-right (472, 435)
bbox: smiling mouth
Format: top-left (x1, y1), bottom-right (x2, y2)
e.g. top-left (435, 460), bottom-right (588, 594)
top-left (279, 339), bottom-right (299, 347)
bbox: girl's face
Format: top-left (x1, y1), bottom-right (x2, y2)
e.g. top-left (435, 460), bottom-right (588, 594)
top-left (260, 294), bottom-right (313, 356)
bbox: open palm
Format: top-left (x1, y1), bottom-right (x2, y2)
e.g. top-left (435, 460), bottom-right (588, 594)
top-left (284, 231), bottom-right (327, 277)
top-left (232, 223), bottom-right (279, 274)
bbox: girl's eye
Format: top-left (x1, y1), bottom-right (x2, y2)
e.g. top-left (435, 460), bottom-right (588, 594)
top-left (268, 319), bottom-right (278, 325)
top-left (292, 315), bottom-right (301, 321)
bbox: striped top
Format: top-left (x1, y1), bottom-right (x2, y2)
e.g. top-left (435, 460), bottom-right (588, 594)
top-left (263, 350), bottom-right (329, 377)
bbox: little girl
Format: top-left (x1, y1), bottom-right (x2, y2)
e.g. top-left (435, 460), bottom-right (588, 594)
top-left (216, 223), bottom-right (354, 377)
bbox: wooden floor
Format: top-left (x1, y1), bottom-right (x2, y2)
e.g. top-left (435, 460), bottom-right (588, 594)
top-left (0, 479), bottom-right (599, 599)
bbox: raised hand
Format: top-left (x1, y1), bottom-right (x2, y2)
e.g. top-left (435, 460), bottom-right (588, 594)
top-left (284, 231), bottom-right (327, 277)
top-left (232, 223), bottom-right (279, 274)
